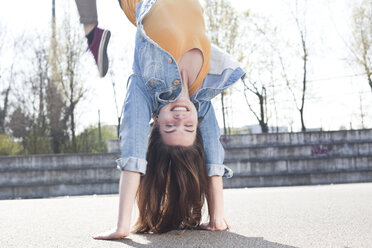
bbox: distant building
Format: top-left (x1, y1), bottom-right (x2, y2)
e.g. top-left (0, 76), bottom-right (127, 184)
top-left (306, 128), bottom-right (323, 132)
top-left (229, 124), bottom-right (289, 134)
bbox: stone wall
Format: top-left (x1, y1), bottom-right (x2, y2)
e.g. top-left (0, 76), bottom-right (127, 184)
top-left (0, 153), bottom-right (120, 199)
top-left (222, 129), bottom-right (372, 188)
top-left (1, 129), bottom-right (372, 199)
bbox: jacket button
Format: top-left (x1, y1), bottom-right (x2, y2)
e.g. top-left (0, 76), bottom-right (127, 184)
top-left (168, 58), bottom-right (173, 64)
top-left (173, 80), bottom-right (180, 85)
top-left (171, 96), bottom-right (175, 100)
top-left (151, 80), bottom-right (156, 85)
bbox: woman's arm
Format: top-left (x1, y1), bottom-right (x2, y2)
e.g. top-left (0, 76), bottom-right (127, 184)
top-left (198, 101), bottom-right (226, 176)
top-left (198, 102), bottom-right (228, 230)
top-left (94, 75), bottom-right (151, 239)
top-left (200, 176), bottom-right (228, 231)
top-left (93, 171), bottom-right (140, 239)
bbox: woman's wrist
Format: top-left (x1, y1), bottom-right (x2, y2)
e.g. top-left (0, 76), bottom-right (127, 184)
top-left (116, 224), bottom-right (130, 234)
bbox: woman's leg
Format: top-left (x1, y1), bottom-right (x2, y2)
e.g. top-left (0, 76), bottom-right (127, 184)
top-left (75, 0), bottom-right (98, 34)
top-left (93, 171), bottom-right (140, 239)
top-left (74, 0), bottom-right (110, 77)
top-left (201, 176), bottom-right (228, 230)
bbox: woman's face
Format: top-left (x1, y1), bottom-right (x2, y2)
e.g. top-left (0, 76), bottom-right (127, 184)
top-left (156, 96), bottom-right (198, 146)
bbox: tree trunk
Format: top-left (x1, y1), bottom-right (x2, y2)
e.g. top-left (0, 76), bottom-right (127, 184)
top-left (0, 84), bottom-right (10, 132)
top-left (364, 64), bottom-right (372, 92)
top-left (71, 107), bottom-right (76, 152)
top-left (260, 121), bottom-right (269, 133)
top-left (300, 108), bottom-right (306, 132)
top-left (221, 92), bottom-right (227, 135)
top-left (70, 87), bottom-right (76, 152)
top-left (259, 94), bottom-right (268, 133)
top-left (300, 35), bottom-right (307, 132)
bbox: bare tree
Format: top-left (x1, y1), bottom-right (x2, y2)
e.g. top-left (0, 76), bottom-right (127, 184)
top-left (8, 35), bottom-right (54, 154)
top-left (7, 2), bottom-right (86, 154)
top-left (0, 78), bottom-right (11, 133)
top-left (295, 0), bottom-right (309, 132)
top-left (283, 0), bottom-right (310, 132)
top-left (56, 11), bottom-right (86, 152)
top-left (237, 11), bottom-right (287, 133)
top-left (204, 0), bottom-right (239, 134)
top-left (242, 79), bottom-right (269, 133)
top-left (0, 24), bottom-right (10, 133)
top-left (350, 0), bottom-right (372, 92)
top-left (0, 25), bottom-right (27, 134)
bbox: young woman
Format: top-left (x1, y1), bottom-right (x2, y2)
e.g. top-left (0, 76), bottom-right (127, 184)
top-left (93, 0), bottom-right (245, 239)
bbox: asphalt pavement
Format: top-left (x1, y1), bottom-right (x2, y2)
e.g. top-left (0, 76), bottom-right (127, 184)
top-left (1, 183), bottom-right (372, 248)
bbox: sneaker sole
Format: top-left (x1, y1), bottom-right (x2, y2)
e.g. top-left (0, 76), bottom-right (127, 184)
top-left (98, 30), bottom-right (111, 77)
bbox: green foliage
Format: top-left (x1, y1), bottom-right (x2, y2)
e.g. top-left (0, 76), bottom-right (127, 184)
top-left (0, 133), bottom-right (23, 156)
top-left (230, 127), bottom-right (251, 135)
top-left (75, 125), bottom-right (117, 153)
top-left (339, 125), bottom-right (347, 131)
top-left (22, 134), bottom-right (52, 155)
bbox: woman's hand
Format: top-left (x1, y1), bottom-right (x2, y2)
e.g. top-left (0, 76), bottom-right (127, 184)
top-left (199, 219), bottom-right (229, 231)
top-left (202, 176), bottom-right (228, 231)
top-left (93, 171), bottom-right (140, 240)
top-left (92, 228), bottom-right (130, 240)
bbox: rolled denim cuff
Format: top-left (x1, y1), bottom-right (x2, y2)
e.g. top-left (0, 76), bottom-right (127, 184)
top-left (207, 164), bottom-right (233, 179)
top-left (116, 157), bottom-right (147, 175)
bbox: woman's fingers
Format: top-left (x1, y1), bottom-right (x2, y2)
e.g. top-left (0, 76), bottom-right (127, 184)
top-left (92, 229), bottom-right (129, 240)
top-left (199, 221), bottom-right (229, 231)
top-left (199, 222), bottom-right (211, 230)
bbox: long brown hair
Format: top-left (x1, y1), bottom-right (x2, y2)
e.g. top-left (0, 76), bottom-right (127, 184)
top-left (134, 124), bottom-right (208, 233)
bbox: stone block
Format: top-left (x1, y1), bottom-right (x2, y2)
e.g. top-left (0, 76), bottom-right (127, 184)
top-left (360, 129), bottom-right (372, 139)
top-left (310, 171), bottom-right (372, 185)
top-left (355, 157), bottom-right (369, 170)
top-left (288, 159), bottom-right (316, 173)
top-left (0, 186), bottom-right (13, 199)
top-left (334, 157), bottom-right (353, 171)
top-left (94, 168), bottom-right (120, 181)
top-left (333, 130), bottom-right (348, 142)
top-left (250, 161), bottom-right (287, 176)
top-left (13, 185), bottom-right (50, 199)
top-left (359, 143), bottom-right (370, 155)
top-left (225, 161), bottom-right (251, 176)
top-left (309, 132), bottom-right (321, 144)
top-left (47, 182), bottom-right (118, 197)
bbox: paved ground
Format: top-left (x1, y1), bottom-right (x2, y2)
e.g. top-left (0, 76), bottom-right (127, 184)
top-left (1, 183), bottom-right (372, 248)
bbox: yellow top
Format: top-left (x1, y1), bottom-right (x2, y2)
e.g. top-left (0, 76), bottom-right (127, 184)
top-left (120, 0), bottom-right (211, 95)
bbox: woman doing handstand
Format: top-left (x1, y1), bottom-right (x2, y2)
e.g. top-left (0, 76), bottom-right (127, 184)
top-left (93, 0), bottom-right (245, 239)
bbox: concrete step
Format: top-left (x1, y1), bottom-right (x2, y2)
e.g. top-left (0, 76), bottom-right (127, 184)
top-left (0, 153), bottom-right (118, 171)
top-left (1, 129), bottom-right (372, 199)
top-left (2, 169), bottom-right (372, 199)
top-left (221, 129), bottom-right (372, 147)
top-left (0, 167), bottom-right (120, 187)
top-left (1, 155), bottom-right (370, 197)
top-left (2, 154), bottom-right (369, 188)
top-left (0, 181), bottom-right (119, 200)
top-left (225, 155), bottom-right (372, 176)
top-left (224, 142), bottom-right (372, 160)
top-left (223, 170), bottom-right (372, 188)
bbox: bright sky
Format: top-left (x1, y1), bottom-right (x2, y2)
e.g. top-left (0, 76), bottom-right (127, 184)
top-left (0, 0), bottom-right (370, 133)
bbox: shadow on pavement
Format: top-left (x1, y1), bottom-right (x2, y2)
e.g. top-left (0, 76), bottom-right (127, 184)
top-left (108, 230), bottom-right (298, 248)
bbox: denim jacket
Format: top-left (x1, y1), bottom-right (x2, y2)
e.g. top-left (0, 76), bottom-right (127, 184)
top-left (116, 0), bottom-right (245, 178)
